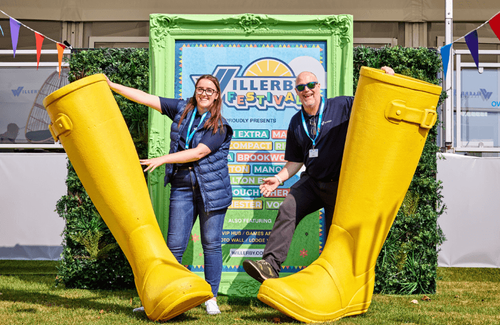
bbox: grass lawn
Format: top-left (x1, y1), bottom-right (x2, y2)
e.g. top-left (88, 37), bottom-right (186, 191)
top-left (1, 261), bottom-right (499, 324)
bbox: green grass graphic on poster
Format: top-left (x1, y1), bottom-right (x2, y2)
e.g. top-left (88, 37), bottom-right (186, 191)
top-left (148, 14), bottom-right (353, 297)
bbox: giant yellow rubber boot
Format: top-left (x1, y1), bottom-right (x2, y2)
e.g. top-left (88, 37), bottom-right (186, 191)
top-left (43, 74), bottom-right (213, 321)
top-left (257, 67), bottom-right (442, 323)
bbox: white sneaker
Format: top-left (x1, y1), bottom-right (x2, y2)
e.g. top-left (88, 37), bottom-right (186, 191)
top-left (205, 299), bottom-right (221, 315)
top-left (133, 306), bottom-right (145, 313)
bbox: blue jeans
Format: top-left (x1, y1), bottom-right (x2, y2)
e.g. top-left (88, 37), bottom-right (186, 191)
top-left (167, 168), bottom-right (227, 297)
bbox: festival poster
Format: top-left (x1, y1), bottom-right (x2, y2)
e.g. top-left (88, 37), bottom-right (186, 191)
top-left (175, 40), bottom-right (328, 296)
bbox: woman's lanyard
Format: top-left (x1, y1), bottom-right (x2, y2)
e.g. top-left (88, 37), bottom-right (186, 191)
top-left (301, 97), bottom-right (324, 157)
top-left (185, 108), bottom-right (208, 149)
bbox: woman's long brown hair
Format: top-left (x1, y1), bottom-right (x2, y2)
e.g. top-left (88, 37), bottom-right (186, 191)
top-left (178, 75), bottom-right (224, 134)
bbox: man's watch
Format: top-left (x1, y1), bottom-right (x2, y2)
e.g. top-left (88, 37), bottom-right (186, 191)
top-left (274, 174), bottom-right (283, 185)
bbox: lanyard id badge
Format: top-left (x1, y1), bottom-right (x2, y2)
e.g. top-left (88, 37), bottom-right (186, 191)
top-left (185, 108), bottom-right (208, 149)
top-left (301, 97), bottom-right (324, 158)
top-left (309, 148), bottom-right (319, 157)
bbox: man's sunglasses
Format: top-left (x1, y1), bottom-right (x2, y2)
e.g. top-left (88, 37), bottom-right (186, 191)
top-left (295, 82), bottom-right (318, 92)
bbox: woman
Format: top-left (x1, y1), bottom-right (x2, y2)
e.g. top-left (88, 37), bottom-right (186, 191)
top-left (107, 75), bottom-right (233, 315)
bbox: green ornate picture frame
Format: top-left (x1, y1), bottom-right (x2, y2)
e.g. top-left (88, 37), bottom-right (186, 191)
top-left (147, 13), bottom-right (353, 296)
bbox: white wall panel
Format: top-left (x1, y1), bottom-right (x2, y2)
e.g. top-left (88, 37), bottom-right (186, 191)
top-left (0, 153), bottom-right (67, 260)
top-left (437, 153), bottom-right (500, 268)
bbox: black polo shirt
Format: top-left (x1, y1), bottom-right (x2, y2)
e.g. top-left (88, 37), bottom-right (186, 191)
top-left (284, 96), bottom-right (354, 182)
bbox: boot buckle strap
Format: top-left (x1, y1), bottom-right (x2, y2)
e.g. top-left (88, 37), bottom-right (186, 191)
top-left (49, 114), bottom-right (73, 142)
top-left (386, 100), bottom-right (437, 129)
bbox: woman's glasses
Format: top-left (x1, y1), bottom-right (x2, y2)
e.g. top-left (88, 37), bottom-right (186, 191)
top-left (196, 87), bottom-right (217, 96)
top-left (295, 82), bottom-right (318, 92)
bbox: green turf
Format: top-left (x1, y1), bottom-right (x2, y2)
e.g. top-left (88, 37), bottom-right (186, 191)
top-left (0, 260), bottom-right (59, 275)
top-left (1, 262), bottom-right (499, 324)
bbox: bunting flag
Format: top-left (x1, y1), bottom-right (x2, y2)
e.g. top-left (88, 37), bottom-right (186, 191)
top-left (35, 32), bottom-right (45, 70)
top-left (1, 8), bottom-right (499, 77)
top-left (440, 44), bottom-right (452, 79)
top-left (1, 9), bottom-right (68, 74)
top-left (489, 11), bottom-right (500, 40)
top-left (464, 30), bottom-right (479, 69)
top-left (9, 18), bottom-right (20, 58)
top-left (57, 43), bottom-right (66, 76)
top-left (440, 11), bottom-right (500, 77)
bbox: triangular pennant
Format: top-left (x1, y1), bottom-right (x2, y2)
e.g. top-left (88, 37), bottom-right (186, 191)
top-left (489, 12), bottom-right (500, 41)
top-left (464, 30), bottom-right (480, 70)
top-left (56, 43), bottom-right (66, 77)
top-left (35, 32), bottom-right (45, 70)
top-left (10, 18), bottom-right (21, 58)
top-left (440, 43), bottom-right (452, 78)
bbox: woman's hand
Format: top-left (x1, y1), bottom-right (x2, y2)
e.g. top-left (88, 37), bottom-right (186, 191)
top-left (140, 156), bottom-right (168, 173)
top-left (139, 144), bottom-right (212, 173)
top-left (104, 74), bottom-right (114, 88)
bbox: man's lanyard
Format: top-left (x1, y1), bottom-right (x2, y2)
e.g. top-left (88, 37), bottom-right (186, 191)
top-left (185, 108), bottom-right (208, 149)
top-left (301, 97), bottom-right (324, 148)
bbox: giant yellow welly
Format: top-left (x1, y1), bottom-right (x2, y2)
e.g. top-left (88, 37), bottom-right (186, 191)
top-left (257, 67), bottom-right (442, 323)
top-left (43, 74), bottom-right (213, 321)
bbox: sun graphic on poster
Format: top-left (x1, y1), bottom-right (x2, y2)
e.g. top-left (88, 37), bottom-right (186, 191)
top-left (242, 58), bottom-right (294, 77)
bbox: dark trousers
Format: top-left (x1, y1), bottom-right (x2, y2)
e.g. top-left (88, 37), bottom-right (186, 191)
top-left (262, 173), bottom-right (339, 275)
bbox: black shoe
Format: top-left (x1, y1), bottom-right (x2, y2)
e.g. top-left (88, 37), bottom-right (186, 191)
top-left (243, 259), bottom-right (278, 283)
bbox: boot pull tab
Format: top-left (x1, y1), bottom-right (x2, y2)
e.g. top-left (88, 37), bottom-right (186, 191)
top-left (49, 113), bottom-right (73, 142)
top-left (385, 99), bottom-right (437, 129)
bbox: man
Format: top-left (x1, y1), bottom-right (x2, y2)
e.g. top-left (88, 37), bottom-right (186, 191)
top-left (243, 67), bottom-right (394, 283)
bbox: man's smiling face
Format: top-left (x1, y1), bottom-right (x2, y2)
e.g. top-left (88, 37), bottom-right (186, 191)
top-left (295, 72), bottom-right (321, 114)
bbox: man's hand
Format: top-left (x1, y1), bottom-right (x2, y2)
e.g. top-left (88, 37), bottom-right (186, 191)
top-left (259, 162), bottom-right (302, 197)
top-left (260, 177), bottom-right (280, 197)
top-left (381, 66), bottom-right (395, 75)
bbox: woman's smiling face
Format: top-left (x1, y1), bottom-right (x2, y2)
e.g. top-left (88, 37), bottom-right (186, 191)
top-left (195, 78), bottom-right (219, 111)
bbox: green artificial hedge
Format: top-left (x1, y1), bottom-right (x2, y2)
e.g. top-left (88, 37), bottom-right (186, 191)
top-left (353, 46), bottom-right (446, 294)
top-left (56, 46), bottom-right (445, 294)
top-left (55, 48), bottom-right (148, 289)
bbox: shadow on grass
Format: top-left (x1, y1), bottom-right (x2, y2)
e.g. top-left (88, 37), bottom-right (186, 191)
top-left (165, 312), bottom-right (207, 323)
top-left (241, 311), bottom-right (300, 324)
top-left (2, 288), bottom-right (140, 317)
top-left (1, 274), bottom-right (214, 323)
top-left (221, 296), bottom-right (301, 323)
top-left (0, 274), bottom-right (144, 320)
top-left (226, 296), bottom-right (266, 307)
